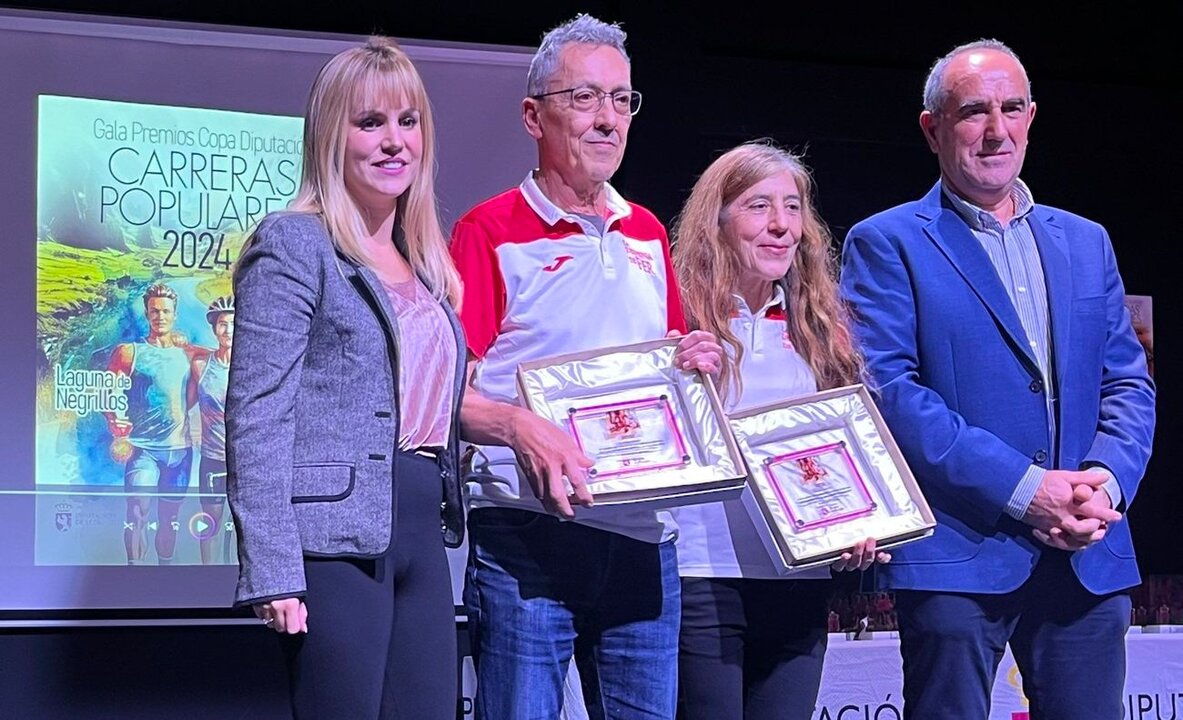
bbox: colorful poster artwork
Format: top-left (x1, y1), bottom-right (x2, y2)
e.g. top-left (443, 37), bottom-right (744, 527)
top-left (36, 95), bottom-right (302, 566)
top-left (1125, 295), bottom-right (1153, 378)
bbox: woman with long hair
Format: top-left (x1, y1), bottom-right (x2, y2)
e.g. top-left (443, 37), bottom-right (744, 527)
top-left (225, 37), bottom-right (465, 719)
top-left (671, 141), bottom-right (887, 719)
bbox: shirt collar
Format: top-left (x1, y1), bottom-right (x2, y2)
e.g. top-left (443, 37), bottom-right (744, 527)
top-left (732, 284), bottom-right (786, 320)
top-left (519, 172), bottom-right (632, 230)
top-left (941, 178), bottom-right (1035, 230)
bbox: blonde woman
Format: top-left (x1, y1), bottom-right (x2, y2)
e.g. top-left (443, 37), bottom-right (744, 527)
top-left (225, 37), bottom-right (466, 719)
top-left (671, 141), bottom-right (886, 720)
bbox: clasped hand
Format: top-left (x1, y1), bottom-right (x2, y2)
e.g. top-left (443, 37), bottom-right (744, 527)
top-left (1024, 470), bottom-right (1121, 551)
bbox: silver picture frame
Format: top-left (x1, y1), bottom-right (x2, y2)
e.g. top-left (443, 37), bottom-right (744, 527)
top-left (729, 384), bottom-right (936, 571)
top-left (517, 338), bottom-right (747, 509)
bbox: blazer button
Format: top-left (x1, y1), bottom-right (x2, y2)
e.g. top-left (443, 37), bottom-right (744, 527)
top-left (1029, 379), bottom-right (1043, 393)
top-left (1033, 450), bottom-right (1048, 464)
top-left (440, 501), bottom-right (448, 510)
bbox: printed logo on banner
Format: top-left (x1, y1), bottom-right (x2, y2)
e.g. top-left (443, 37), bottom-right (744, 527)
top-left (999, 658), bottom-right (1030, 718)
top-left (54, 503), bottom-right (73, 532)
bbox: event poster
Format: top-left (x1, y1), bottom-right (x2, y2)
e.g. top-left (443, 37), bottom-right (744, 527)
top-left (35, 95), bottom-right (302, 566)
top-left (1126, 295), bottom-right (1153, 377)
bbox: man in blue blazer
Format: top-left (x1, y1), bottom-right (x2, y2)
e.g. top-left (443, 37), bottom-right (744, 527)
top-left (840, 39), bottom-right (1155, 719)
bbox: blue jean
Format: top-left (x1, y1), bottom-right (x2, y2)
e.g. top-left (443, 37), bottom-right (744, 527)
top-left (465, 508), bottom-right (680, 720)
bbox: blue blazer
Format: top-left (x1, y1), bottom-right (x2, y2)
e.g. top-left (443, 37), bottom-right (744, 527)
top-left (226, 213), bottom-right (467, 608)
top-left (840, 183), bottom-right (1155, 595)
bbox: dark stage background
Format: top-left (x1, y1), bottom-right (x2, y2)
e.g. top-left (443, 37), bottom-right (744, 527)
top-left (0, 2), bottom-right (1176, 718)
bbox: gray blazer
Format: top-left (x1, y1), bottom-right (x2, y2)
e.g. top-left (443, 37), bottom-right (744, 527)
top-left (225, 212), bottom-right (467, 608)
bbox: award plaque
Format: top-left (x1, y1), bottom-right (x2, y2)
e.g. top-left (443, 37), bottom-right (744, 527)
top-left (729, 385), bottom-right (935, 571)
top-left (517, 338), bottom-right (746, 508)
top-left (567, 395), bottom-right (691, 479)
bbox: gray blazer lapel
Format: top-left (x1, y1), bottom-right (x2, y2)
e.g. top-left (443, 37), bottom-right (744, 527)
top-left (353, 256), bottom-right (465, 415)
top-left (439, 300), bottom-right (468, 412)
top-left (353, 258), bottom-right (468, 546)
top-left (352, 264), bottom-right (403, 387)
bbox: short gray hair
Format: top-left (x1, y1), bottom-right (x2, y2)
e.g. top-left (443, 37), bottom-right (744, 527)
top-left (922, 39), bottom-right (1031, 112)
top-left (526, 14), bottom-right (629, 96)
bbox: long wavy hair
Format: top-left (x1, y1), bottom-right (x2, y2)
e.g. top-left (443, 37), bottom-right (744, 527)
top-left (284, 36), bottom-right (461, 305)
top-left (672, 142), bottom-right (863, 399)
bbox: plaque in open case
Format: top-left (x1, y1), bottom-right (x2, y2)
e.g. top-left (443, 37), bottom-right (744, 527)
top-left (517, 338), bottom-right (747, 508)
top-left (729, 384), bottom-right (935, 571)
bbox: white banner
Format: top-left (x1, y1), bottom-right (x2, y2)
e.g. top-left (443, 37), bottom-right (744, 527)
top-left (457, 629), bottom-right (1183, 718)
top-left (813, 629), bottom-right (1183, 720)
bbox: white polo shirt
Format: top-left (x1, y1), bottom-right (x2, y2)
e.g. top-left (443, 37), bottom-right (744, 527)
top-left (451, 174), bottom-right (686, 543)
top-left (671, 288), bottom-right (830, 579)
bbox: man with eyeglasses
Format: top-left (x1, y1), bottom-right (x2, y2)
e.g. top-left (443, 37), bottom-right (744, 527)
top-left (451, 12), bottom-right (720, 720)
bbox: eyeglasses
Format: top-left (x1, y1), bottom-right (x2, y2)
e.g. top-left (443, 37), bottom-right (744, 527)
top-left (530, 86), bottom-right (643, 116)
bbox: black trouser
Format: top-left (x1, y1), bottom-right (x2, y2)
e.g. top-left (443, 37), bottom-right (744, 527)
top-left (281, 451), bottom-right (457, 720)
top-left (678, 576), bottom-right (831, 720)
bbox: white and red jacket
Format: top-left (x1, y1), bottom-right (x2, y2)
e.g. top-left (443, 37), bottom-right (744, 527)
top-left (451, 174), bottom-right (686, 543)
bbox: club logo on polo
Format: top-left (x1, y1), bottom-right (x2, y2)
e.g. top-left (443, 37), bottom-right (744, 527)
top-left (542, 255), bottom-right (574, 272)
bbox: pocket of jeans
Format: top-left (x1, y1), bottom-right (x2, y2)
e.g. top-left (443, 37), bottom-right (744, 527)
top-left (470, 507), bottom-right (543, 531)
